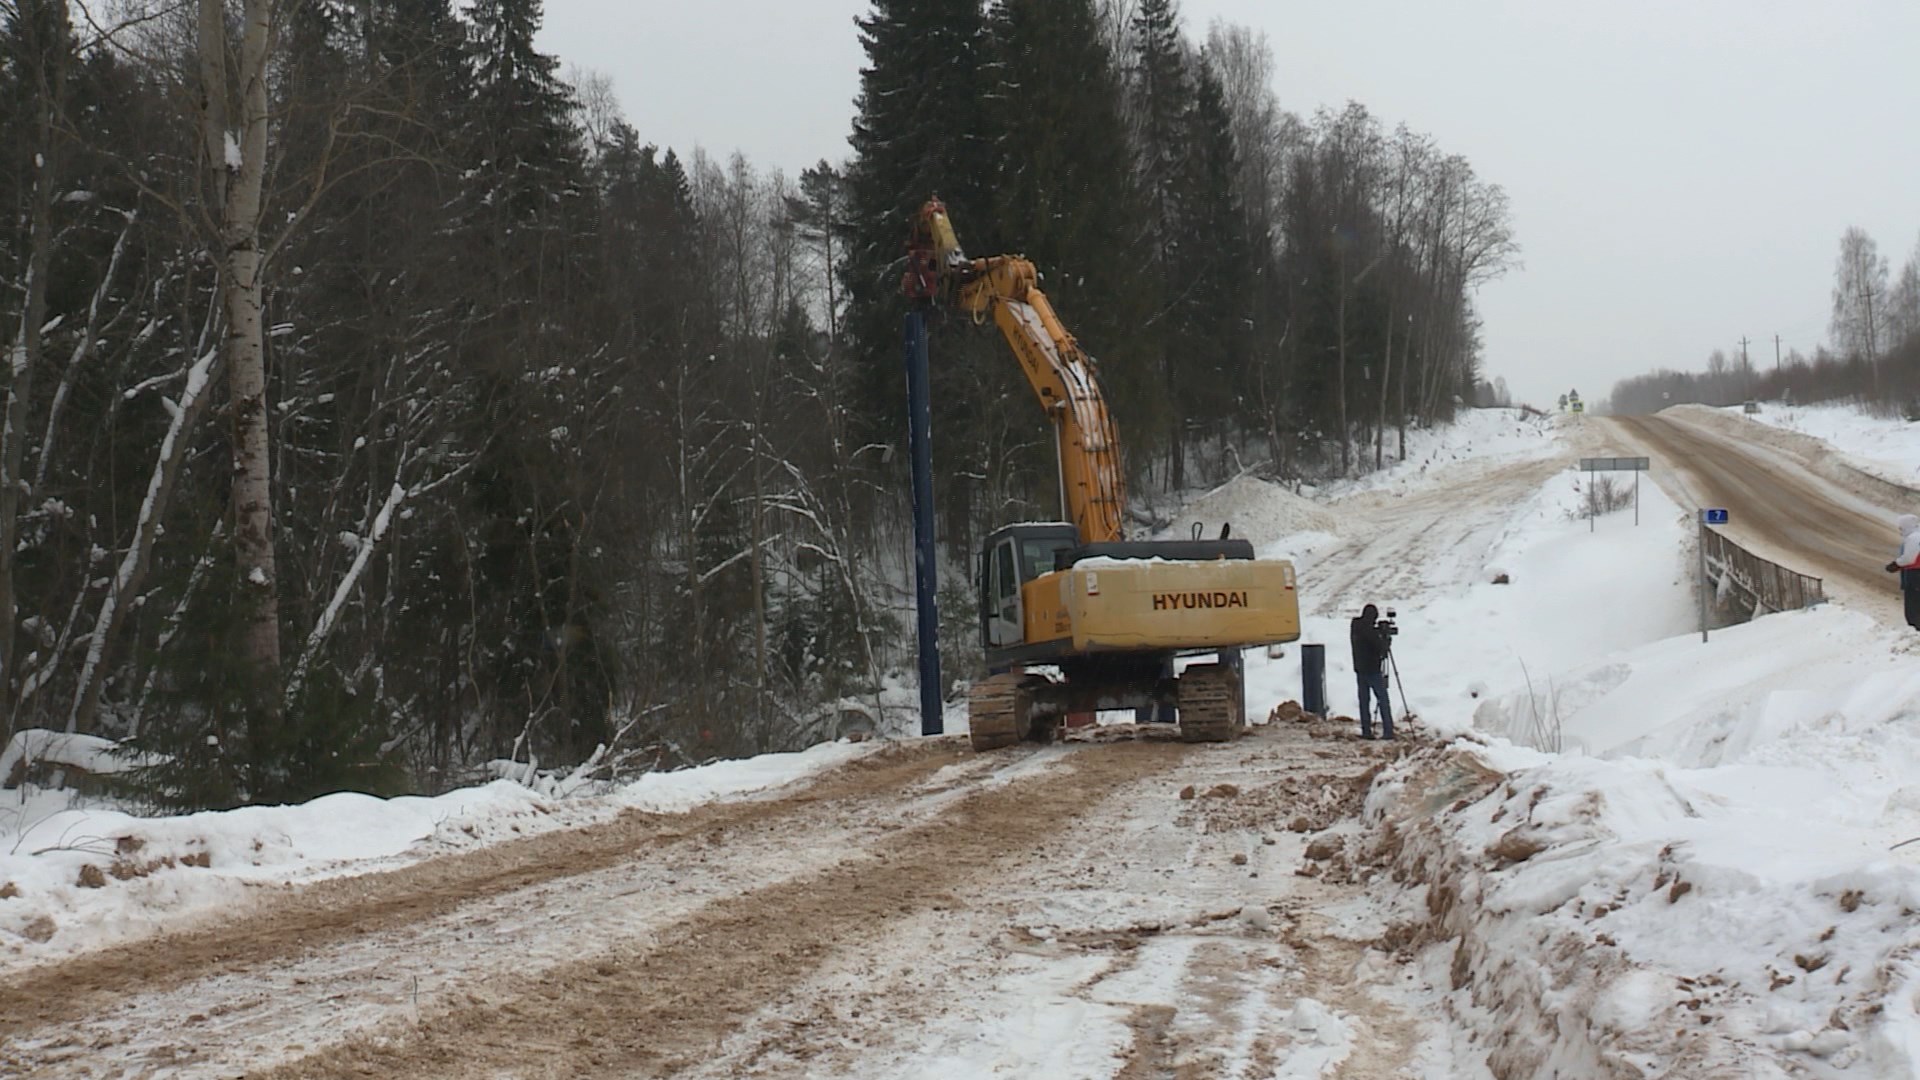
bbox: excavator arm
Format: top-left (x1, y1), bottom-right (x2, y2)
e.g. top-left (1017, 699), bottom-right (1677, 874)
top-left (905, 199), bottom-right (1127, 544)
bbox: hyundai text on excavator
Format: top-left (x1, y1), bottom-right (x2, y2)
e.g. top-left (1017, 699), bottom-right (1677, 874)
top-left (903, 198), bottom-right (1302, 751)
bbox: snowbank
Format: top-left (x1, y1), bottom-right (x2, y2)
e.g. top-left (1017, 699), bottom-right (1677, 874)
top-left (0, 739), bottom-right (872, 968)
top-left (1365, 727), bottom-right (1920, 1078)
top-left (1742, 401), bottom-right (1920, 491)
top-left (1318, 407), bottom-right (1562, 500)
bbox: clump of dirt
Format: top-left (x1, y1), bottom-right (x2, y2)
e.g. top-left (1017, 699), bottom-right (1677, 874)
top-left (0, 881), bottom-right (19, 901)
top-left (1267, 701), bottom-right (1311, 724)
top-left (1486, 828), bottom-right (1548, 865)
top-left (21, 915), bottom-right (56, 943)
top-left (1193, 757), bottom-right (1388, 836)
top-left (77, 864), bottom-right (107, 889)
top-left (1304, 836), bottom-right (1345, 862)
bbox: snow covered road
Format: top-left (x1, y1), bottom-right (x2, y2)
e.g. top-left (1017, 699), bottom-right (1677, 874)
top-left (1613, 409), bottom-right (1907, 621)
top-left (2, 726), bottom-right (1464, 1079)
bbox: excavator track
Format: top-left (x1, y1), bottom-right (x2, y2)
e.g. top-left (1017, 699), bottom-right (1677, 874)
top-left (968, 673), bottom-right (1030, 752)
top-left (1177, 663), bottom-right (1243, 743)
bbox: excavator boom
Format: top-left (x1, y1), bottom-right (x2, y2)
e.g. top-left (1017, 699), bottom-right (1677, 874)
top-left (906, 200), bottom-right (1125, 544)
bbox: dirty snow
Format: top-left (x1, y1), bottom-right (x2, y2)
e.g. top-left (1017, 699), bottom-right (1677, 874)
top-left (0, 740), bottom-right (871, 969)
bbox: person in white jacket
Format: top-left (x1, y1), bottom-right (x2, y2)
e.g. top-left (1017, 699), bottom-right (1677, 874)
top-left (1885, 514), bottom-right (1920, 630)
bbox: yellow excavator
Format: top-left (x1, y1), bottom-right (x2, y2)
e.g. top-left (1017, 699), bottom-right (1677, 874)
top-left (904, 199), bottom-right (1302, 751)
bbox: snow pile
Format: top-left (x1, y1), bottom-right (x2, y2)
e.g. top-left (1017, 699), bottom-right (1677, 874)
top-left (1318, 407), bottom-right (1561, 499)
top-left (1366, 715), bottom-right (1920, 1078)
top-left (1169, 473), bottom-right (1338, 551)
top-left (0, 739), bottom-right (871, 968)
top-left (1, 728), bottom-right (158, 785)
top-left (1743, 401), bottom-right (1920, 489)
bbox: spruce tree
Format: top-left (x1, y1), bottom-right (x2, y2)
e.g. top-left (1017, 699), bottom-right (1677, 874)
top-left (842, 0), bottom-right (995, 555)
top-left (984, 0), bottom-right (1160, 487)
top-left (1172, 60), bottom-right (1251, 455)
top-left (1125, 0), bottom-right (1195, 488)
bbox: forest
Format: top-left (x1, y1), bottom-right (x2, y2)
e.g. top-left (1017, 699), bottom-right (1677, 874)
top-left (1607, 227), bottom-right (1920, 416)
top-left (0, 0), bottom-right (1514, 805)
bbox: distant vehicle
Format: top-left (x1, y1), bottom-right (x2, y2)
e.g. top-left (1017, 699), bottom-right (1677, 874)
top-left (1743, 401), bottom-right (1761, 414)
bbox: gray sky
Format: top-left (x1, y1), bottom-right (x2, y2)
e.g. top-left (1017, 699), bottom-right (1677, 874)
top-left (541, 0), bottom-right (1920, 408)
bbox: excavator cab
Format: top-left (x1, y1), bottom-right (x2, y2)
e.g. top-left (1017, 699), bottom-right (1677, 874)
top-left (978, 523), bottom-right (1078, 649)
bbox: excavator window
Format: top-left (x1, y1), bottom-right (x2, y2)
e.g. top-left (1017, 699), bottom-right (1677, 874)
top-left (994, 542), bottom-right (1019, 618)
top-left (1020, 537), bottom-right (1072, 582)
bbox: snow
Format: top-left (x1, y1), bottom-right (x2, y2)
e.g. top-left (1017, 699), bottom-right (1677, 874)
top-left (17, 399), bottom-right (1920, 1073)
top-left (0, 739), bottom-right (871, 970)
top-left (1207, 401), bottom-right (1920, 1073)
top-left (1316, 406), bottom-right (1562, 499)
top-left (1246, 467), bottom-right (1697, 744)
top-left (1164, 474), bottom-right (1337, 549)
top-left (223, 131), bottom-right (241, 171)
top-left (1744, 400), bottom-right (1920, 489)
top-left (1, 729), bottom-right (154, 782)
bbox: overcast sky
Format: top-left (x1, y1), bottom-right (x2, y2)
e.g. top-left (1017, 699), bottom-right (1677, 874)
top-left (541, 1), bottom-right (1920, 408)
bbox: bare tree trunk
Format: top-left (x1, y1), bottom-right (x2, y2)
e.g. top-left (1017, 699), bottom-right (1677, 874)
top-left (204, 0), bottom-right (283, 723)
top-left (35, 212), bottom-right (136, 492)
top-left (1375, 298), bottom-right (1394, 471)
top-left (1335, 248), bottom-right (1350, 475)
top-left (0, 9), bottom-right (66, 730)
top-left (69, 347), bottom-right (224, 732)
top-left (1397, 312), bottom-right (1414, 459)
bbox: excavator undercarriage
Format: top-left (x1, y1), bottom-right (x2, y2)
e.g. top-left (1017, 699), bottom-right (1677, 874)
top-left (965, 655), bottom-right (1247, 751)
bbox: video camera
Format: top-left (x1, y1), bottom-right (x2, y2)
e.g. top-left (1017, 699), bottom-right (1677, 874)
top-left (1376, 608), bottom-right (1399, 639)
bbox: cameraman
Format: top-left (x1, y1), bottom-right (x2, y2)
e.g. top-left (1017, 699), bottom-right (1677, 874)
top-left (1349, 604), bottom-right (1395, 740)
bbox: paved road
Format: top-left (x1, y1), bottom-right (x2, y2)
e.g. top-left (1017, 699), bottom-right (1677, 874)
top-left (1611, 411), bottom-right (1902, 619)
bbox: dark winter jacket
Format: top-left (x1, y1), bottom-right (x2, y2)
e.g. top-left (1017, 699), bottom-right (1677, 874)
top-left (1350, 604), bottom-right (1391, 676)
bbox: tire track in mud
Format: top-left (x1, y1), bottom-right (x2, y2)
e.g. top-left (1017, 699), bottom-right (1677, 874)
top-left (254, 739), bottom-right (1203, 1080)
top-left (657, 719), bottom-right (1440, 1079)
top-left (0, 739), bottom-right (975, 1048)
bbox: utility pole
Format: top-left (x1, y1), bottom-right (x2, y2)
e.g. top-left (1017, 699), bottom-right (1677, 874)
top-left (1773, 334), bottom-right (1782, 372)
top-left (1738, 336), bottom-right (1752, 398)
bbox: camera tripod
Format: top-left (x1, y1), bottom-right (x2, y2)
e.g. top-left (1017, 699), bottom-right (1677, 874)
top-left (1385, 646), bottom-right (1411, 721)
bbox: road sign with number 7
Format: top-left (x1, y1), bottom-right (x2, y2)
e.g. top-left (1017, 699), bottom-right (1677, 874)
top-left (1701, 508), bottom-right (1728, 525)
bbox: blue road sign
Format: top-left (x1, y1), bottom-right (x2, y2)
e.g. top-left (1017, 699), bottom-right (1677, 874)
top-left (1702, 508), bottom-right (1729, 525)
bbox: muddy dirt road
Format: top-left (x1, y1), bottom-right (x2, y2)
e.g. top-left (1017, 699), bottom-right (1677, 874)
top-left (3, 719), bottom-right (1456, 1079)
top-left (1611, 410), bottom-right (1906, 620)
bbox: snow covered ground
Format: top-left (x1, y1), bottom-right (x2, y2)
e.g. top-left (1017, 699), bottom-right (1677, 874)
top-left (1744, 399), bottom-right (1920, 490)
top-left (1169, 399), bottom-right (1920, 1074)
top-left (9, 399), bottom-right (1920, 1076)
top-left (0, 740), bottom-right (872, 969)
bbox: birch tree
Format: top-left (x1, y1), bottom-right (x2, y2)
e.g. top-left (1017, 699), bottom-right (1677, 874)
top-left (197, 0), bottom-right (283, 727)
top-left (1829, 227), bottom-right (1889, 388)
